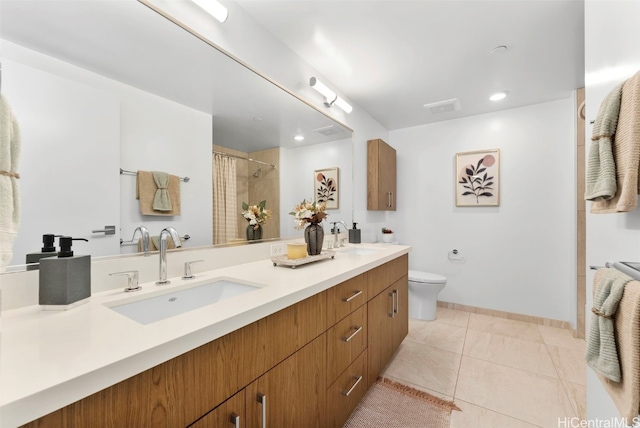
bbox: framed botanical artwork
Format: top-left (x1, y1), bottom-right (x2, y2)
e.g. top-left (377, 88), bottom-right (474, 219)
top-left (455, 149), bottom-right (500, 207)
top-left (314, 167), bottom-right (339, 209)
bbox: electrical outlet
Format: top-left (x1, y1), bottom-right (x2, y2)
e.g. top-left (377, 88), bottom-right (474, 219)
top-left (270, 243), bottom-right (286, 257)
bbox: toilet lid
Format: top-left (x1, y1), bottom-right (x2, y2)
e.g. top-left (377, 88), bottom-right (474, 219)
top-left (408, 270), bottom-right (447, 284)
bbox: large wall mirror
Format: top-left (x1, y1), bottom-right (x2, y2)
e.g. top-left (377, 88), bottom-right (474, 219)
top-left (0, 0), bottom-right (353, 270)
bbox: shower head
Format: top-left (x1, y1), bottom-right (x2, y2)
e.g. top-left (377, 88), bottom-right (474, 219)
top-left (253, 168), bottom-right (262, 177)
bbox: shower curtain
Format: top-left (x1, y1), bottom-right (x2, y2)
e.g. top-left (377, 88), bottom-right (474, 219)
top-left (212, 153), bottom-right (238, 245)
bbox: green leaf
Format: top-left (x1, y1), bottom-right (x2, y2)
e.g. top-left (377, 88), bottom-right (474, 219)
top-left (242, 202), bottom-right (249, 210)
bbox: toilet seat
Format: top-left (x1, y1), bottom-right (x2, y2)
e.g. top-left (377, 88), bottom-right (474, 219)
top-left (408, 270), bottom-right (446, 284)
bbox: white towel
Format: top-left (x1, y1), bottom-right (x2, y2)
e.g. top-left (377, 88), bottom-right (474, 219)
top-left (0, 95), bottom-right (21, 271)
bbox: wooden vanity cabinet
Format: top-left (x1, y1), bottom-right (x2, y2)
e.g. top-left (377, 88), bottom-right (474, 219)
top-left (21, 255), bottom-right (409, 428)
top-left (367, 138), bottom-right (397, 211)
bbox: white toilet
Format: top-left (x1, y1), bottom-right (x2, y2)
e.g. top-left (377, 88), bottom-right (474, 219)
top-left (408, 270), bottom-right (447, 321)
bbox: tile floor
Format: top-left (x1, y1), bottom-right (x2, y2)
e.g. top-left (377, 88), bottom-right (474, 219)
top-left (382, 307), bottom-right (586, 428)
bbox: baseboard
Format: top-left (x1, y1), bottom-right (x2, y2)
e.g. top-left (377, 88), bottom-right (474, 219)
top-left (436, 300), bottom-right (574, 332)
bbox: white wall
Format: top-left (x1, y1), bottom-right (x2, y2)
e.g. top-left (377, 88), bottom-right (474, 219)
top-left (584, 0), bottom-right (640, 421)
top-left (389, 99), bottom-right (577, 323)
top-left (1, 41), bottom-right (214, 259)
top-left (280, 138), bottom-right (353, 238)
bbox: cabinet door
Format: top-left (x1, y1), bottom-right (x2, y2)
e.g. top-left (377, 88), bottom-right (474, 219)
top-left (245, 335), bottom-right (326, 428)
top-left (190, 390), bottom-right (245, 428)
top-left (379, 140), bottom-right (397, 211)
top-left (367, 285), bottom-right (395, 387)
top-left (367, 138), bottom-right (396, 211)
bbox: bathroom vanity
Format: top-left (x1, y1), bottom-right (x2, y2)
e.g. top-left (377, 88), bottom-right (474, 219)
top-left (1, 245), bottom-right (409, 427)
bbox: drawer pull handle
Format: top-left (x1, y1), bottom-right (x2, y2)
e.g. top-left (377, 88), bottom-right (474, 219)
top-left (389, 291), bottom-right (395, 318)
top-left (257, 393), bottom-right (267, 428)
top-left (393, 289), bottom-right (399, 314)
top-left (343, 290), bottom-right (363, 302)
top-left (342, 326), bottom-right (363, 342)
top-left (230, 413), bottom-right (240, 428)
top-left (343, 375), bottom-right (363, 396)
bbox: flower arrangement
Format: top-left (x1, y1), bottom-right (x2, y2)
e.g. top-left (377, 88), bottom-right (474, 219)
top-left (382, 227), bottom-right (393, 234)
top-left (289, 199), bottom-right (328, 230)
top-left (242, 200), bottom-right (271, 229)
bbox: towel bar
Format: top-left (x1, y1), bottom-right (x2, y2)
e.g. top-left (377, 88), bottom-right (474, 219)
top-left (120, 234), bottom-right (191, 245)
top-left (590, 262), bottom-right (613, 270)
top-left (120, 168), bottom-right (190, 182)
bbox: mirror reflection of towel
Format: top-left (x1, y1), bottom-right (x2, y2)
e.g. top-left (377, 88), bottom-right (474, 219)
top-left (136, 170), bottom-right (181, 216)
top-left (137, 236), bottom-right (176, 252)
top-left (152, 171), bottom-right (172, 211)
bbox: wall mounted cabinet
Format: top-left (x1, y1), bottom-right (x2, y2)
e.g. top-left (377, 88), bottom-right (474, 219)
top-left (367, 138), bottom-right (397, 211)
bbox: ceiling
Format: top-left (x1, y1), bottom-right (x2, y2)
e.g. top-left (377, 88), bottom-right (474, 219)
top-left (235, 0), bottom-right (585, 130)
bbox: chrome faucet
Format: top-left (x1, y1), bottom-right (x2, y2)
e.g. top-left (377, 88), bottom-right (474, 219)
top-left (332, 221), bottom-right (349, 248)
top-left (132, 226), bottom-right (150, 256)
top-left (156, 227), bottom-right (182, 285)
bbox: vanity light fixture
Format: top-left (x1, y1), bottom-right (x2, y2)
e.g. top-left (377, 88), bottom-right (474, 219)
top-left (190, 0), bottom-right (228, 23)
top-left (309, 77), bottom-right (353, 113)
top-left (489, 91), bottom-right (509, 101)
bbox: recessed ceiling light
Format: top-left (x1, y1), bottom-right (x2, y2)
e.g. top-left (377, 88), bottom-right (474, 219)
top-left (252, 117), bottom-right (262, 122)
top-left (294, 135), bottom-right (304, 142)
top-left (489, 91), bottom-right (509, 101)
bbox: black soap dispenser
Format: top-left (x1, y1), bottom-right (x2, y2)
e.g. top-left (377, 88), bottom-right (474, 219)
top-left (25, 234), bottom-right (61, 271)
top-left (39, 237), bottom-right (91, 310)
top-left (349, 222), bottom-right (361, 244)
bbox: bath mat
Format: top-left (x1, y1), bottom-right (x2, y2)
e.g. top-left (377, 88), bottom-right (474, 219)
top-left (343, 377), bottom-right (460, 428)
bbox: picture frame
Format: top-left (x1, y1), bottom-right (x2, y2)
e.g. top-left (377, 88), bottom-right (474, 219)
top-left (455, 149), bottom-right (500, 207)
top-left (314, 167), bottom-right (339, 209)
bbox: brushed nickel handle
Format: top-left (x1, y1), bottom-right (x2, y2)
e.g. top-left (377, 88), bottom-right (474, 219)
top-left (389, 291), bottom-right (395, 318)
top-left (343, 290), bottom-right (363, 302)
top-left (388, 192), bottom-right (392, 207)
top-left (342, 326), bottom-right (363, 342)
top-left (393, 289), bottom-right (399, 314)
top-left (342, 375), bottom-right (363, 396)
top-left (229, 413), bottom-right (240, 428)
top-left (257, 393), bottom-right (266, 428)
top-left (390, 191), bottom-right (393, 208)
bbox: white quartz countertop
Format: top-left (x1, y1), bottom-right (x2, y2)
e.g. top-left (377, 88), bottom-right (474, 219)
top-left (0, 244), bottom-right (410, 427)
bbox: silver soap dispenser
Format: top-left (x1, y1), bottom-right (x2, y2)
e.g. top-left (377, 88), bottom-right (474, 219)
top-left (39, 236), bottom-right (91, 310)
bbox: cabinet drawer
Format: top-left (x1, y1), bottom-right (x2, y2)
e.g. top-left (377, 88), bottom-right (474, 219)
top-left (327, 304), bottom-right (367, 384)
top-left (189, 389), bottom-right (245, 428)
top-left (326, 273), bottom-right (368, 326)
top-left (326, 350), bottom-right (368, 428)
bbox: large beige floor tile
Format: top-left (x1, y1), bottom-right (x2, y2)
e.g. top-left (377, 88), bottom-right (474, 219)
top-left (382, 341), bottom-right (461, 397)
top-left (407, 319), bottom-right (467, 354)
top-left (456, 357), bottom-right (576, 427)
top-left (463, 329), bottom-right (557, 378)
top-left (547, 345), bottom-right (586, 386)
top-left (434, 307), bottom-right (470, 328)
top-left (538, 325), bottom-right (586, 351)
top-left (450, 400), bottom-right (541, 428)
top-left (468, 313), bottom-right (544, 343)
top-left (562, 381), bottom-right (586, 421)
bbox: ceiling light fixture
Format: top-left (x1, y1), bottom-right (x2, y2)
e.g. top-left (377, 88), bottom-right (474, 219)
top-left (489, 91), bottom-right (509, 101)
top-left (190, 0), bottom-right (228, 23)
top-left (309, 77), bottom-right (352, 113)
top-left (294, 135), bottom-right (305, 141)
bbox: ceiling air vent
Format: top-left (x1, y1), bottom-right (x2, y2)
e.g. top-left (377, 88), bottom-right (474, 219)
top-left (423, 98), bottom-right (461, 115)
top-left (313, 125), bottom-right (340, 136)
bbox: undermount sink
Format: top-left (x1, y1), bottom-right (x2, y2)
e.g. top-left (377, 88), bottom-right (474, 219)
top-left (341, 247), bottom-right (380, 256)
top-left (107, 279), bottom-right (260, 325)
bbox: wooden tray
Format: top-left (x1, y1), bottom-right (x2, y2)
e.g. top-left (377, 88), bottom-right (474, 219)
top-left (271, 251), bottom-right (336, 268)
